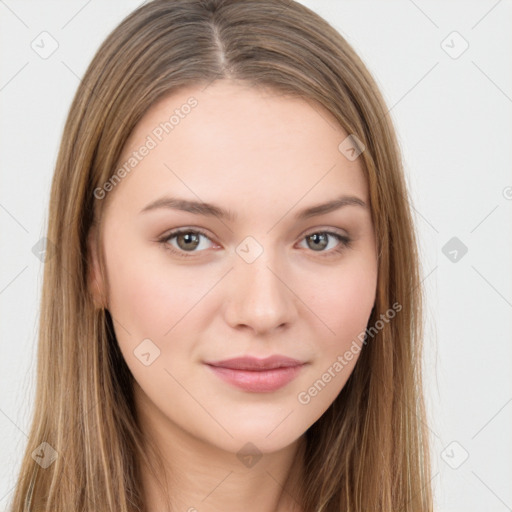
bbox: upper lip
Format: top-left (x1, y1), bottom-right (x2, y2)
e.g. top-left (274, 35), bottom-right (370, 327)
top-left (205, 355), bottom-right (305, 371)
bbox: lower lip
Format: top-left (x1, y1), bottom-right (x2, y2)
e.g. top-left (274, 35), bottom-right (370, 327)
top-left (206, 364), bottom-right (305, 393)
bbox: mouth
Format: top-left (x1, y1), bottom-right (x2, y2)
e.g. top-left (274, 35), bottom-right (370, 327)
top-left (204, 355), bottom-right (307, 393)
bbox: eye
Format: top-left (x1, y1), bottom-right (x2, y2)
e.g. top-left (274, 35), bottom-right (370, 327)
top-left (158, 228), bottom-right (352, 259)
top-left (298, 230), bottom-right (352, 257)
top-left (158, 228), bottom-right (215, 258)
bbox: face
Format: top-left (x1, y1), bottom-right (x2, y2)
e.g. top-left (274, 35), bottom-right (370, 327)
top-left (89, 80), bottom-right (378, 455)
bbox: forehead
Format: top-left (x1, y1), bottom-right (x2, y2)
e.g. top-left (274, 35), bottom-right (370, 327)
top-left (107, 80), bottom-right (369, 221)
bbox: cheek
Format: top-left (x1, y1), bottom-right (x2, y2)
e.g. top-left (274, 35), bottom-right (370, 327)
top-left (298, 255), bottom-right (376, 380)
top-left (309, 256), bottom-right (377, 344)
top-left (292, 261), bottom-right (376, 419)
top-left (105, 240), bottom-right (202, 339)
top-left (103, 243), bottom-right (206, 403)
top-left (332, 272), bottom-right (375, 338)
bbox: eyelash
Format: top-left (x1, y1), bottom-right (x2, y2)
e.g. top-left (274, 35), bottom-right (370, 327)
top-left (157, 228), bottom-right (352, 259)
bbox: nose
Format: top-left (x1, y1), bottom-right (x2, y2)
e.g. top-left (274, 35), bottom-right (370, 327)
top-left (223, 247), bottom-right (297, 335)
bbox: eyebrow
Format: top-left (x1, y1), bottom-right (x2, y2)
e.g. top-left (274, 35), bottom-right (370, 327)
top-left (139, 194), bottom-right (367, 221)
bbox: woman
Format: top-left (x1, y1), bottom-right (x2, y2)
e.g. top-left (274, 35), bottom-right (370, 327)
top-left (10, 0), bottom-right (433, 510)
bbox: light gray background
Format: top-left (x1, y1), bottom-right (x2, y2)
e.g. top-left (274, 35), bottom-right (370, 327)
top-left (1, 1), bottom-right (511, 511)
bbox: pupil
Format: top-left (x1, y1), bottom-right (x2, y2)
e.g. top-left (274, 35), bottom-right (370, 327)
top-left (176, 233), bottom-right (329, 252)
top-left (309, 233), bottom-right (327, 251)
top-left (179, 232), bottom-right (199, 250)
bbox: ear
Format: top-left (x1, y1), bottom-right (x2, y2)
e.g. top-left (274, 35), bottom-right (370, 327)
top-left (87, 225), bottom-right (107, 310)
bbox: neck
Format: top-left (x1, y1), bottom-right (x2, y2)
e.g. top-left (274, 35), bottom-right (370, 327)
top-left (134, 386), bottom-right (306, 512)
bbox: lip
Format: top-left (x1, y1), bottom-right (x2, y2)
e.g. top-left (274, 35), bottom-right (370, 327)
top-left (205, 355), bottom-right (306, 393)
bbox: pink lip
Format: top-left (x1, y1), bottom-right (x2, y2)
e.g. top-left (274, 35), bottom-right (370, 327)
top-left (205, 355), bottom-right (306, 393)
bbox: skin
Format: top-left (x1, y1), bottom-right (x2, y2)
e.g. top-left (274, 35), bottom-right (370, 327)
top-left (88, 79), bottom-right (378, 512)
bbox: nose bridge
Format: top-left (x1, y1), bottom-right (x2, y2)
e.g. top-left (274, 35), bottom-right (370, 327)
top-left (226, 237), bottom-right (296, 332)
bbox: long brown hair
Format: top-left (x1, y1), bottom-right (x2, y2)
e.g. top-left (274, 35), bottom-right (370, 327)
top-left (9, 1), bottom-right (433, 510)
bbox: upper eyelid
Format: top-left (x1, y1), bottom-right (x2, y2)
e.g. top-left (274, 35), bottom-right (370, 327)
top-left (162, 226), bottom-right (348, 246)
top-left (162, 227), bottom-right (216, 244)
